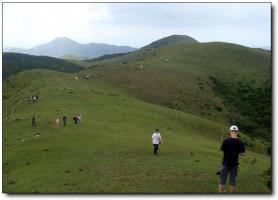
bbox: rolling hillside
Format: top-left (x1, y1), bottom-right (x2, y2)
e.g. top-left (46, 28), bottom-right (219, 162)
top-left (83, 35), bottom-right (271, 140)
top-left (3, 69), bottom-right (271, 193)
top-left (143, 34), bottom-right (198, 49)
top-left (3, 53), bottom-right (84, 79)
top-left (4, 37), bottom-right (137, 59)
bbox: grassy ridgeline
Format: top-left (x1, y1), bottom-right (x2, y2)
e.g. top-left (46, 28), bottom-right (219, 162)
top-left (3, 70), bottom-right (270, 193)
top-left (85, 41), bottom-right (271, 140)
top-left (3, 53), bottom-right (84, 79)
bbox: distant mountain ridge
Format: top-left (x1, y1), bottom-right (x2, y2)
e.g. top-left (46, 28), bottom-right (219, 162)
top-left (3, 52), bottom-right (84, 79)
top-left (4, 37), bottom-right (138, 59)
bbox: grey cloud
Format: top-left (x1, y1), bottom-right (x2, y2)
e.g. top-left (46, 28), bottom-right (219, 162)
top-left (104, 3), bottom-right (270, 28)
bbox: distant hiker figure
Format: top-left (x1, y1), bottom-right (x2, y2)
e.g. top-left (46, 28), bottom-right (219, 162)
top-left (55, 118), bottom-right (61, 126)
top-left (32, 114), bottom-right (36, 127)
top-left (62, 115), bottom-right (67, 126)
top-left (152, 128), bottom-right (163, 155)
top-left (77, 114), bottom-right (81, 124)
top-left (73, 115), bottom-right (78, 124)
top-left (218, 125), bottom-right (245, 193)
top-left (32, 94), bottom-right (37, 103)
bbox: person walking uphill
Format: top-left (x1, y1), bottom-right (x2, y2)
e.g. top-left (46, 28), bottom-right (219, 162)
top-left (219, 125), bottom-right (245, 193)
top-left (152, 128), bottom-right (163, 155)
top-left (32, 114), bottom-right (36, 127)
top-left (62, 115), bottom-right (67, 126)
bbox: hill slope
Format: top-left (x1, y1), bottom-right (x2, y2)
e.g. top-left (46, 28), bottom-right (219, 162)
top-left (4, 37), bottom-right (137, 59)
top-left (84, 39), bottom-right (271, 139)
top-left (3, 53), bottom-right (84, 79)
top-left (143, 35), bottom-right (198, 49)
top-left (3, 69), bottom-right (270, 193)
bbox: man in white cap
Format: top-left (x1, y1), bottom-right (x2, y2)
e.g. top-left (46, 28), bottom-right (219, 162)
top-left (218, 125), bottom-right (245, 193)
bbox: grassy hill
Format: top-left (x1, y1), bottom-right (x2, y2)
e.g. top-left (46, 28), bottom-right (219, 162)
top-left (60, 54), bottom-right (90, 60)
top-left (3, 69), bottom-right (271, 193)
top-left (63, 52), bottom-right (131, 68)
top-left (3, 53), bottom-right (84, 79)
top-left (143, 35), bottom-right (198, 49)
top-left (83, 39), bottom-right (271, 140)
top-left (86, 52), bottom-right (130, 63)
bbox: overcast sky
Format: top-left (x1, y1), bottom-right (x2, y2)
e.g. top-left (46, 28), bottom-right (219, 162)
top-left (3, 3), bottom-right (271, 49)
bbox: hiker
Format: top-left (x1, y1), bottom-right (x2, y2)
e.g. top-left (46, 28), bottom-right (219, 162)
top-left (62, 115), bottom-right (67, 126)
top-left (73, 115), bottom-right (77, 124)
top-left (55, 118), bottom-right (61, 126)
top-left (32, 92), bottom-right (39, 103)
top-left (32, 95), bottom-right (36, 103)
top-left (151, 128), bottom-right (163, 155)
top-left (77, 114), bottom-right (81, 124)
top-left (218, 125), bottom-right (245, 193)
top-left (32, 114), bottom-right (36, 127)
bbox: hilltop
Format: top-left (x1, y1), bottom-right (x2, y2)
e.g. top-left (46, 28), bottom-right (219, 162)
top-left (144, 35), bottom-right (198, 49)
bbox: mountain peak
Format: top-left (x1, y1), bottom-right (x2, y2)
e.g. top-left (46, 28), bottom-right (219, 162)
top-left (5, 37), bottom-right (137, 59)
top-left (50, 37), bottom-right (78, 44)
top-left (144, 35), bottom-right (198, 49)
top-left (164, 34), bottom-right (198, 41)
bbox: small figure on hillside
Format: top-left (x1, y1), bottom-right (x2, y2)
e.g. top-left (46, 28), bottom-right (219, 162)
top-left (32, 114), bottom-right (36, 127)
top-left (35, 92), bottom-right (39, 100)
top-left (77, 114), bottom-right (81, 124)
top-left (151, 128), bottom-right (163, 155)
top-left (75, 76), bottom-right (78, 81)
top-left (85, 74), bottom-right (90, 79)
top-left (218, 125), bottom-right (245, 193)
top-left (73, 115), bottom-right (78, 125)
top-left (32, 94), bottom-right (37, 103)
top-left (55, 117), bottom-right (61, 126)
top-left (62, 115), bottom-right (67, 126)
top-left (72, 114), bottom-right (81, 125)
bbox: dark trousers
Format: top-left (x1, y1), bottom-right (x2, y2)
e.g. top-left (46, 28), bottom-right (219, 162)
top-left (32, 120), bottom-right (36, 127)
top-left (63, 120), bottom-right (67, 126)
top-left (219, 165), bottom-right (238, 186)
top-left (153, 144), bottom-right (159, 155)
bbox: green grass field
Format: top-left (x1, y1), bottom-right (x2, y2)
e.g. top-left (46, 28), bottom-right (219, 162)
top-left (3, 69), bottom-right (271, 193)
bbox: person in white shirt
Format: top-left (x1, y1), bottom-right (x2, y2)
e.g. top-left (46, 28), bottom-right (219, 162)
top-left (152, 128), bottom-right (163, 155)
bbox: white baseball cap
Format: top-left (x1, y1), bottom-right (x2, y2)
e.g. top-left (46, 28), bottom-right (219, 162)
top-left (230, 125), bottom-right (239, 131)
